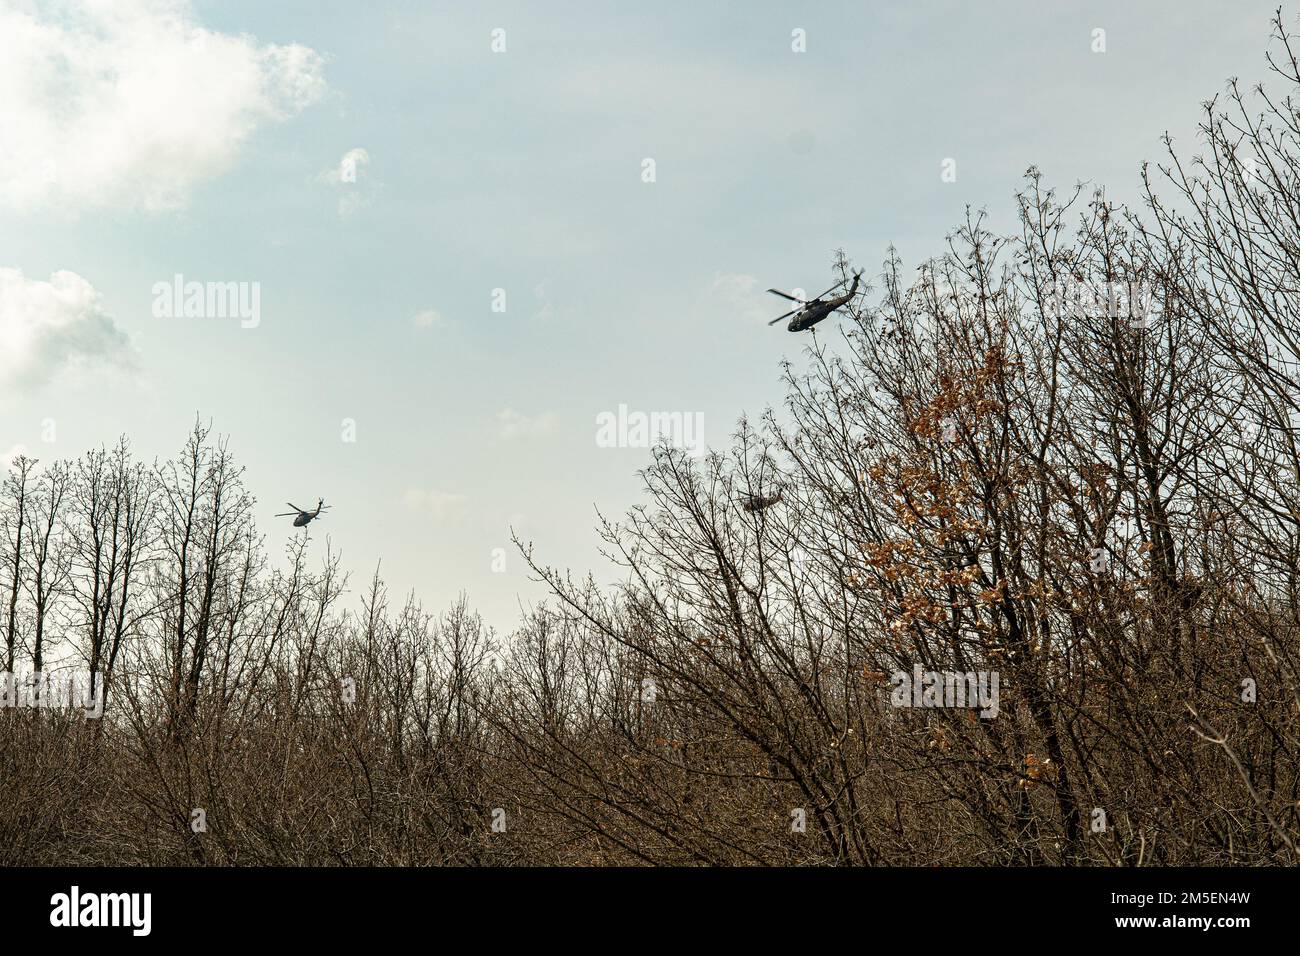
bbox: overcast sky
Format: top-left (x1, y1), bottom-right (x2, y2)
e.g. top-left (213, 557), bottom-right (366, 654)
top-left (0, 0), bottom-right (1287, 633)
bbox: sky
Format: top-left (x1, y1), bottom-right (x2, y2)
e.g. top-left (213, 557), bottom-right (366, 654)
top-left (0, 0), bottom-right (1288, 635)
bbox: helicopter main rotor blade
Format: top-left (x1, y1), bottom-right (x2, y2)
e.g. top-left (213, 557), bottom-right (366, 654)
top-left (768, 309), bottom-right (798, 325)
top-left (810, 279), bottom-right (849, 301)
top-left (766, 289), bottom-right (805, 304)
top-left (274, 512), bottom-right (297, 517)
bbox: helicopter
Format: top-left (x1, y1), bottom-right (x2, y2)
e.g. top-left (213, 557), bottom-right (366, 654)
top-left (276, 499), bottom-right (330, 527)
top-left (739, 489), bottom-right (784, 513)
top-left (767, 270), bottom-right (862, 332)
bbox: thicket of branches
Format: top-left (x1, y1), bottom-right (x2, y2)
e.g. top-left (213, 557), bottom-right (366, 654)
top-left (2, 15), bottom-right (1298, 866)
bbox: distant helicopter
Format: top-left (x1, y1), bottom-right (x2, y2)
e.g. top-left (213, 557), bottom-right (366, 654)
top-left (276, 499), bottom-right (330, 527)
top-left (739, 489), bottom-right (784, 513)
top-left (767, 270), bottom-right (862, 332)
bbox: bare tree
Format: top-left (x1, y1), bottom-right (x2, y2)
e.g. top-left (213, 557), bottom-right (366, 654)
top-left (154, 420), bottom-right (256, 735)
top-left (69, 439), bottom-right (159, 714)
top-left (0, 454), bottom-right (36, 672)
top-left (25, 460), bottom-right (72, 672)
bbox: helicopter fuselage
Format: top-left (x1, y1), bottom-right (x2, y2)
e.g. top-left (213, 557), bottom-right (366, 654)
top-left (293, 501), bottom-right (325, 526)
top-left (787, 300), bottom-right (837, 332)
top-left (278, 499), bottom-right (328, 529)
top-left (786, 277), bottom-right (860, 332)
top-left (742, 492), bottom-right (783, 512)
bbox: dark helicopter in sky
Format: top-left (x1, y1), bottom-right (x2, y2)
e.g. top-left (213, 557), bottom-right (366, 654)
top-left (767, 270), bottom-right (862, 332)
top-left (739, 489), bottom-right (784, 513)
top-left (276, 499), bottom-right (330, 527)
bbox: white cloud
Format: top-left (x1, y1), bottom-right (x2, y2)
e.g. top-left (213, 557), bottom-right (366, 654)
top-left (0, 268), bottom-right (134, 387)
top-left (403, 487), bottom-right (468, 524)
top-left (411, 308), bottom-right (442, 329)
top-left (318, 147), bottom-right (371, 185)
top-left (337, 191), bottom-right (372, 217)
top-left (318, 147), bottom-right (378, 217)
top-left (711, 272), bottom-right (760, 299)
top-left (709, 272), bottom-right (770, 323)
top-left (0, 0), bottom-right (327, 213)
top-left (497, 408), bottom-right (557, 441)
